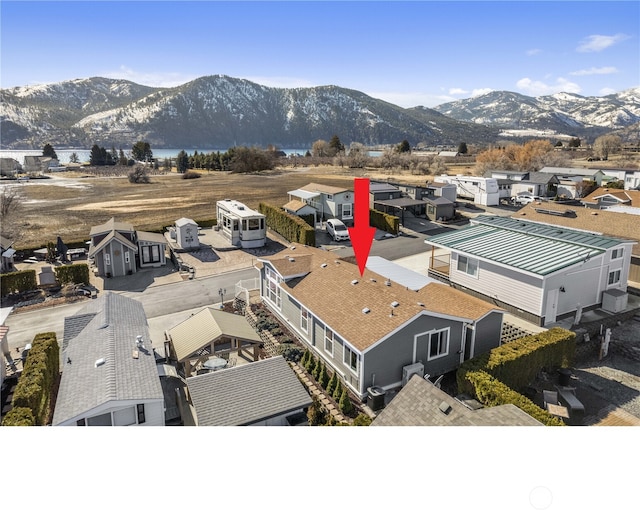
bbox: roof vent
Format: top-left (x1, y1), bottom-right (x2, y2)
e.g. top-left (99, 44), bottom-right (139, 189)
top-left (362, 307), bottom-right (370, 314)
top-left (391, 301), bottom-right (399, 308)
top-left (291, 246), bottom-right (296, 250)
top-left (351, 279), bottom-right (358, 285)
top-left (385, 279), bottom-right (391, 286)
top-left (417, 302), bottom-right (425, 307)
top-left (321, 263), bottom-right (327, 268)
top-left (95, 358), bottom-right (106, 367)
top-left (370, 278), bottom-right (377, 283)
top-left (439, 401), bottom-right (452, 415)
top-left (289, 257), bottom-right (295, 262)
top-left (335, 260), bottom-right (341, 265)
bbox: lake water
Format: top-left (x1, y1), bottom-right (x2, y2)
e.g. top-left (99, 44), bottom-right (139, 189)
top-left (0, 148), bottom-right (311, 164)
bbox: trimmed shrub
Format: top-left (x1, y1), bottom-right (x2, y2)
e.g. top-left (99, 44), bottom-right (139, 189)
top-left (318, 362), bottom-right (330, 389)
top-left (464, 370), bottom-right (564, 426)
top-left (301, 349), bottom-right (310, 368)
top-left (182, 171), bottom-right (201, 179)
top-left (1, 269), bottom-right (37, 297)
top-left (55, 263), bottom-right (90, 286)
top-left (339, 388), bottom-right (355, 417)
top-left (1, 407), bottom-right (36, 426)
top-left (352, 413), bottom-right (372, 426)
top-left (312, 357), bottom-right (322, 380)
top-left (258, 202), bottom-right (316, 246)
top-left (370, 208), bottom-right (399, 235)
top-left (306, 355), bottom-right (316, 374)
top-left (326, 372), bottom-right (338, 397)
top-left (333, 379), bottom-right (343, 401)
top-left (280, 344), bottom-right (303, 363)
top-left (11, 332), bottom-right (59, 425)
top-left (306, 397), bottom-right (326, 426)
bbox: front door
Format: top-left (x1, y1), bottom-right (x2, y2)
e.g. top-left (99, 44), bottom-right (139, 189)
top-left (462, 326), bottom-right (474, 363)
top-left (545, 288), bottom-right (559, 325)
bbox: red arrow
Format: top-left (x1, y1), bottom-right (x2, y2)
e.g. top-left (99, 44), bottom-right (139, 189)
top-left (348, 178), bottom-right (375, 276)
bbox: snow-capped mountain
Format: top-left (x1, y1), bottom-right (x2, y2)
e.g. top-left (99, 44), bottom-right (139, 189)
top-left (1, 75), bottom-right (638, 150)
top-left (433, 88), bottom-right (640, 138)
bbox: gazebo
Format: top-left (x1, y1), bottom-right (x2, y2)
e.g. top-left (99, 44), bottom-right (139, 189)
top-left (166, 308), bottom-right (263, 377)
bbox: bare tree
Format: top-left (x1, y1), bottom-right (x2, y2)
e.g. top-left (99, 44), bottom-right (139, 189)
top-left (0, 186), bottom-right (24, 240)
top-left (593, 134), bottom-right (622, 160)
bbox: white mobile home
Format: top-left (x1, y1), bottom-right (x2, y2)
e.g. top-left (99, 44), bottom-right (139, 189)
top-left (427, 215), bottom-right (635, 326)
top-left (216, 200), bottom-right (266, 249)
top-left (436, 175), bottom-right (500, 206)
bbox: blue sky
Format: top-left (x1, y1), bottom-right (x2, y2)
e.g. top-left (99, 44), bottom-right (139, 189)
top-left (1, 1), bottom-right (638, 107)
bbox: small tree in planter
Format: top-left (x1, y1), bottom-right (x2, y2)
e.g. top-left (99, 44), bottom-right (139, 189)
top-left (333, 379), bottom-right (343, 401)
top-left (312, 357), bottom-right (322, 380)
top-left (339, 388), bottom-right (355, 417)
top-left (301, 349), bottom-right (310, 368)
top-left (306, 397), bottom-right (326, 426)
top-left (326, 372), bottom-right (338, 397)
top-left (318, 361), bottom-right (330, 389)
top-left (306, 354), bottom-right (316, 374)
top-left (352, 413), bottom-right (372, 426)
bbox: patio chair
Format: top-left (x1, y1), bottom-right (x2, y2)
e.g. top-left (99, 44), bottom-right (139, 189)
top-left (225, 357), bottom-right (236, 368)
top-left (543, 390), bottom-right (559, 409)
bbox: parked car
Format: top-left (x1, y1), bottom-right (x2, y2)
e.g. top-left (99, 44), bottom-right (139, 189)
top-left (511, 192), bottom-right (542, 205)
top-left (326, 219), bottom-right (350, 242)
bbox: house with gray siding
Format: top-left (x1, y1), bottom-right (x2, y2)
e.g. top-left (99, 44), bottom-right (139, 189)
top-left (88, 217), bottom-right (167, 277)
top-left (427, 215), bottom-right (635, 326)
top-left (287, 183), bottom-right (354, 223)
top-left (53, 292), bottom-right (165, 426)
top-left (256, 245), bottom-right (504, 399)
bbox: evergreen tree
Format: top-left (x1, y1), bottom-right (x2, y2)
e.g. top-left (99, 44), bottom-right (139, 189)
top-left (326, 371), bottom-right (338, 397)
top-left (42, 143), bottom-right (57, 160)
top-left (118, 149), bottom-right (128, 166)
top-left (305, 354), bottom-right (316, 374)
top-left (457, 141), bottom-right (468, 154)
top-left (397, 139), bottom-right (411, 153)
top-left (339, 388), bottom-right (354, 416)
top-left (328, 135), bottom-right (345, 157)
top-left (332, 379), bottom-right (343, 401)
top-left (89, 144), bottom-right (107, 166)
top-left (312, 357), bottom-right (322, 380)
top-left (132, 141), bottom-right (153, 162)
top-left (176, 150), bottom-right (189, 173)
top-left (301, 349), bottom-right (310, 369)
top-left (318, 361), bottom-right (329, 388)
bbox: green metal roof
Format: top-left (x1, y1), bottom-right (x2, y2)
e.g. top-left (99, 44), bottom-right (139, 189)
top-left (426, 215), bottom-right (627, 276)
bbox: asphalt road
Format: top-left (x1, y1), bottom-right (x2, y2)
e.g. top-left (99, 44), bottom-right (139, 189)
top-left (5, 267), bottom-right (259, 354)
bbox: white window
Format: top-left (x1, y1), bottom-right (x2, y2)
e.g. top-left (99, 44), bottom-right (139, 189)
top-left (608, 269), bottom-right (621, 285)
top-left (611, 248), bottom-right (623, 260)
top-left (300, 307), bottom-right (309, 334)
top-left (265, 267), bottom-right (281, 309)
top-left (113, 406), bottom-right (136, 426)
top-left (417, 328), bottom-right (450, 361)
top-left (87, 412), bottom-right (112, 426)
top-left (327, 194), bottom-right (333, 201)
top-left (124, 251), bottom-right (130, 264)
top-left (324, 327), bottom-right (334, 356)
top-left (343, 346), bottom-right (358, 372)
top-left (457, 255), bottom-right (478, 277)
top-left (104, 253), bottom-right (111, 266)
top-left (342, 203), bottom-right (352, 218)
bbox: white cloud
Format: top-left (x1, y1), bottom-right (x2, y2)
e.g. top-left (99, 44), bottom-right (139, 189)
top-left (576, 34), bottom-right (629, 53)
top-left (570, 66), bottom-right (618, 76)
top-left (526, 48), bottom-right (541, 56)
top-left (448, 88), bottom-right (469, 95)
top-left (516, 77), bottom-right (581, 96)
top-left (471, 88), bottom-right (494, 97)
top-left (599, 87), bottom-right (617, 96)
top-left (102, 66), bottom-right (195, 87)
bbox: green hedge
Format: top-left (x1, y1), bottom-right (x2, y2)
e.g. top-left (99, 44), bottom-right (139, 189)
top-left (11, 332), bottom-right (60, 426)
top-left (456, 328), bottom-right (575, 426)
top-left (1, 407), bottom-right (36, 426)
top-left (370, 208), bottom-right (399, 235)
top-left (464, 370), bottom-right (564, 426)
top-left (259, 202), bottom-right (316, 246)
top-left (458, 327), bottom-right (576, 393)
top-left (1, 269), bottom-right (37, 297)
top-left (55, 263), bottom-right (90, 286)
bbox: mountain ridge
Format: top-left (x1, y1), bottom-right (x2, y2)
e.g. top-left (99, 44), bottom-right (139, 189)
top-left (1, 75), bottom-right (638, 149)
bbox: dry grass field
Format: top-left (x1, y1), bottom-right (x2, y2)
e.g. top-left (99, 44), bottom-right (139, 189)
top-left (6, 164), bottom-right (437, 249)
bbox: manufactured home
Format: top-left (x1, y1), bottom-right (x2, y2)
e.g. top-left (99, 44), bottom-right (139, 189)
top-left (436, 174), bottom-right (500, 206)
top-left (216, 200), bottom-right (266, 249)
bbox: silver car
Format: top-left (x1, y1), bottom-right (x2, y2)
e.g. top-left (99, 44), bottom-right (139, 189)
top-left (326, 219), bottom-right (350, 241)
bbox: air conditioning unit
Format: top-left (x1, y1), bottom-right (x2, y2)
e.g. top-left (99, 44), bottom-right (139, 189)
top-left (402, 362), bottom-right (425, 387)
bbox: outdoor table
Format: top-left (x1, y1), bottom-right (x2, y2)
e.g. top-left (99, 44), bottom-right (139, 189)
top-left (203, 357), bottom-right (228, 371)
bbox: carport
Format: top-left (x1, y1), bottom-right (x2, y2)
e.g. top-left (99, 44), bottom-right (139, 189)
top-left (372, 197), bottom-right (430, 225)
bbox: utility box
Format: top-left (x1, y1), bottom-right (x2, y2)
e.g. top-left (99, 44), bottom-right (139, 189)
top-left (602, 289), bottom-right (628, 313)
top-left (367, 386), bottom-right (386, 411)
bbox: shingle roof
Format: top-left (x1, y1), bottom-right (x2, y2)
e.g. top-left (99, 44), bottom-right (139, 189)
top-left (169, 308), bottom-right (262, 362)
top-left (186, 356), bottom-right (312, 426)
top-left (259, 246), bottom-right (501, 352)
top-left (371, 375), bottom-right (543, 426)
top-left (299, 182), bottom-right (350, 195)
top-left (283, 199), bottom-right (309, 213)
top-left (175, 217), bottom-right (197, 227)
top-left (89, 217), bottom-right (135, 236)
top-left (582, 187), bottom-right (640, 206)
top-left (136, 230), bottom-right (167, 244)
top-left (428, 215), bottom-right (630, 276)
top-left (53, 292), bottom-right (163, 425)
top-left (87, 229), bottom-right (138, 257)
top-left (513, 204), bottom-right (639, 257)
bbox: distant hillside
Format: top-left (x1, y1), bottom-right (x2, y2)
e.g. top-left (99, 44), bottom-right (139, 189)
top-left (1, 75), bottom-right (638, 149)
